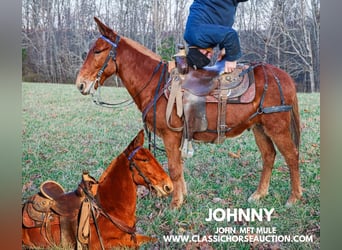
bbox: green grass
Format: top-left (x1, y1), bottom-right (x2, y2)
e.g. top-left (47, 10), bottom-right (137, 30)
top-left (22, 83), bottom-right (320, 249)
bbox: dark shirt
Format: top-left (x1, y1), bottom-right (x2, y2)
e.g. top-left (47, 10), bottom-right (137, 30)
top-left (186, 0), bottom-right (237, 27)
top-left (184, 0), bottom-right (247, 62)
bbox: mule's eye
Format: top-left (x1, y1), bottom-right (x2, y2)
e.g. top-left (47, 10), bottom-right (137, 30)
top-left (136, 157), bottom-right (149, 162)
top-left (93, 47), bottom-right (107, 54)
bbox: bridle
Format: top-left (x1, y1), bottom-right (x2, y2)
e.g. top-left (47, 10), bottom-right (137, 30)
top-left (125, 146), bottom-right (152, 188)
top-left (95, 35), bottom-right (120, 86)
top-left (91, 35), bottom-right (136, 108)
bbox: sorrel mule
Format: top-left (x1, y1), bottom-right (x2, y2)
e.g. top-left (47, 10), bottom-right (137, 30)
top-left (76, 17), bottom-right (302, 209)
top-left (22, 130), bottom-right (173, 249)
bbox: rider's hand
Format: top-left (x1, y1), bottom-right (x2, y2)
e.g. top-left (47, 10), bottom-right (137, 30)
top-left (224, 61), bottom-right (237, 73)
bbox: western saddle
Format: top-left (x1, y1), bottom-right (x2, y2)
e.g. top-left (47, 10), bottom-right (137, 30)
top-left (22, 171), bottom-right (98, 249)
top-left (165, 45), bottom-right (256, 158)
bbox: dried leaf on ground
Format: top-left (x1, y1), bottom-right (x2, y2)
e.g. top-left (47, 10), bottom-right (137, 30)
top-left (228, 149), bottom-right (241, 159)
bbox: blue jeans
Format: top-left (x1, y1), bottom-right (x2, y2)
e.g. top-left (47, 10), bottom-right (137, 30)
top-left (184, 24), bottom-right (242, 61)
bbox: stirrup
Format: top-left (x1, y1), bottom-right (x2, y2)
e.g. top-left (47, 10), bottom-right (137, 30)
top-left (180, 139), bottom-right (194, 158)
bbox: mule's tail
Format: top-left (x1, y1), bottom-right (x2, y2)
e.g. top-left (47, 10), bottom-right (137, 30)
top-left (290, 94), bottom-right (300, 150)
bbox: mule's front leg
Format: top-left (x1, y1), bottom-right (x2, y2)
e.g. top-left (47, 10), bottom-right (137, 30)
top-left (164, 137), bottom-right (187, 209)
top-left (135, 234), bottom-right (157, 247)
top-left (169, 159), bottom-right (187, 209)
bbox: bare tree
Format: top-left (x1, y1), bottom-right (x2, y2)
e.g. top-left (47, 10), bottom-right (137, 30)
top-left (22, 0), bottom-right (319, 91)
top-left (236, 0), bottom-right (320, 92)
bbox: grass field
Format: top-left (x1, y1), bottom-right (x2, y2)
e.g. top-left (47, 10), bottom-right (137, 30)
top-left (22, 82), bottom-right (320, 249)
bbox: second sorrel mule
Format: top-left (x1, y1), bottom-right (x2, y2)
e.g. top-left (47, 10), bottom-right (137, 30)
top-left (22, 130), bottom-right (173, 249)
top-left (76, 17), bottom-right (302, 209)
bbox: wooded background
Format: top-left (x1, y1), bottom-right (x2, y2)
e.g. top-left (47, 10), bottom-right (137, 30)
top-left (22, 0), bottom-right (320, 92)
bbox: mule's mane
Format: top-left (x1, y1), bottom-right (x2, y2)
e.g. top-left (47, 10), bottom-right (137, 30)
top-left (98, 155), bottom-right (124, 183)
top-left (121, 35), bottom-right (162, 62)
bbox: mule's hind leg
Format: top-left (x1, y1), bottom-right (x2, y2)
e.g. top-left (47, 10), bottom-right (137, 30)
top-left (270, 127), bottom-right (302, 206)
top-left (248, 124), bottom-right (276, 203)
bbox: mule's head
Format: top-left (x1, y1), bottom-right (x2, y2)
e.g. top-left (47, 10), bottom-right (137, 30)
top-left (124, 130), bottom-right (173, 197)
top-left (76, 17), bottom-right (119, 95)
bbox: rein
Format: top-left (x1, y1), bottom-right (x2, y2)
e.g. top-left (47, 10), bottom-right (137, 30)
top-left (91, 35), bottom-right (166, 113)
top-left (87, 34), bottom-right (168, 156)
top-left (80, 185), bottom-right (137, 250)
top-left (78, 146), bottom-right (150, 249)
top-left (138, 62), bottom-right (168, 156)
top-left (92, 34), bottom-right (168, 155)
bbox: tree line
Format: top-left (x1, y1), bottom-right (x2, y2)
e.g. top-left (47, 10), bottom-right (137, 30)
top-left (22, 0), bottom-right (320, 92)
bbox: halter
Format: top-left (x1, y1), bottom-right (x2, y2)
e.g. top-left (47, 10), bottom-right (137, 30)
top-left (91, 35), bottom-right (135, 108)
top-left (124, 146), bottom-right (152, 186)
top-left (96, 35), bottom-right (120, 81)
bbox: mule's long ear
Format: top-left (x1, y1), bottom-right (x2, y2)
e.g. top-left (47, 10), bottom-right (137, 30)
top-left (125, 130), bottom-right (145, 152)
top-left (94, 17), bottom-right (114, 39)
top-left (134, 130), bottom-right (145, 147)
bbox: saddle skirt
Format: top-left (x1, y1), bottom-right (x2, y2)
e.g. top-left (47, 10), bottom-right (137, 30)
top-left (164, 62), bottom-right (256, 157)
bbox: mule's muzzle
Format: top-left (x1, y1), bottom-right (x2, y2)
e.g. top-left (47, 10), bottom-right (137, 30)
top-left (152, 182), bottom-right (173, 197)
top-left (75, 73), bottom-right (95, 95)
top-left (76, 79), bottom-right (95, 95)
top-left (163, 184), bottom-right (173, 194)
top-left (77, 82), bottom-right (85, 93)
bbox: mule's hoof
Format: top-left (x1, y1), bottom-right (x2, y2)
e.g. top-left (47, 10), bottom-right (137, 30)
top-left (182, 184), bottom-right (188, 196)
top-left (285, 196), bottom-right (301, 207)
top-left (285, 190), bottom-right (302, 207)
top-left (248, 196), bottom-right (259, 203)
top-left (248, 192), bottom-right (267, 203)
top-left (170, 200), bottom-right (182, 209)
top-left (170, 198), bottom-right (183, 209)
top-left (285, 201), bottom-right (293, 208)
